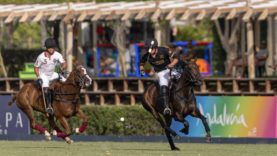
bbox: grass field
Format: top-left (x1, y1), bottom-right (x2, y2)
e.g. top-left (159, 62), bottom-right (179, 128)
top-left (1, 141), bottom-right (277, 156)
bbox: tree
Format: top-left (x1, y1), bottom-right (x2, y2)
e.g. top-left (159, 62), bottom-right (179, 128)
top-left (111, 20), bottom-right (129, 77)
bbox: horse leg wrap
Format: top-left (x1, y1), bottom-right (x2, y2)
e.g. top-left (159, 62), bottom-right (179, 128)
top-left (79, 122), bottom-right (88, 133)
top-left (34, 124), bottom-right (46, 134)
top-left (57, 132), bottom-right (68, 139)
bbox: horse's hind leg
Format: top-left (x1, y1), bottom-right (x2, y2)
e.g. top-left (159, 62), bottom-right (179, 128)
top-left (56, 116), bottom-right (73, 144)
top-left (21, 106), bottom-right (51, 140)
top-left (192, 108), bottom-right (211, 142)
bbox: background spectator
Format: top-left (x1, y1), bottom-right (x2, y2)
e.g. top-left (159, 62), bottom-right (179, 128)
top-left (255, 41), bottom-right (268, 77)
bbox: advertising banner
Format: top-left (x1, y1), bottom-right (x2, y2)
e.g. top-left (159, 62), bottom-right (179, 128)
top-left (0, 95), bottom-right (30, 135)
top-left (171, 96), bottom-right (277, 138)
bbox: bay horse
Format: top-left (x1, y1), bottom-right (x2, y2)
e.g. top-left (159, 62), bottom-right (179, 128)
top-left (142, 59), bottom-right (211, 150)
top-left (8, 65), bottom-right (92, 143)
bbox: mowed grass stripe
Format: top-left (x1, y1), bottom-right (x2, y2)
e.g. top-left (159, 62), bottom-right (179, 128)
top-left (0, 141), bottom-right (277, 156)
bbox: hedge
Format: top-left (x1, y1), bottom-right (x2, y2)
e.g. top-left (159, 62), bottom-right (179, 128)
top-left (34, 105), bottom-right (164, 136)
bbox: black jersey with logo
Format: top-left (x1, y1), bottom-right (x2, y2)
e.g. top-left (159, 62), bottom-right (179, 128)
top-left (140, 47), bottom-right (172, 72)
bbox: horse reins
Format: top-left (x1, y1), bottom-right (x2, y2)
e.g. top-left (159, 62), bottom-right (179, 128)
top-left (53, 70), bottom-right (89, 104)
top-left (173, 64), bottom-right (199, 93)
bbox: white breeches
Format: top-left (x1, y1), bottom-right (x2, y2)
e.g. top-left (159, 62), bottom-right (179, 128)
top-left (39, 72), bottom-right (66, 87)
top-left (157, 69), bottom-right (170, 86)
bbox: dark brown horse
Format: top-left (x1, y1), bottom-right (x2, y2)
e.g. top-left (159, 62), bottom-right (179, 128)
top-left (8, 65), bottom-right (92, 143)
top-left (142, 59), bottom-right (211, 150)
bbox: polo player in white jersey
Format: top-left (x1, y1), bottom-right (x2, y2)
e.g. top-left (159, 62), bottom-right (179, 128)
top-left (34, 38), bottom-right (67, 115)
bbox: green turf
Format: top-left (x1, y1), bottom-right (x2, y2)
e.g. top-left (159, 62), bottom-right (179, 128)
top-left (0, 141), bottom-right (277, 156)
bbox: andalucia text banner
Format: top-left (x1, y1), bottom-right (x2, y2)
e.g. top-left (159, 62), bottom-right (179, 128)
top-left (171, 96), bottom-right (277, 138)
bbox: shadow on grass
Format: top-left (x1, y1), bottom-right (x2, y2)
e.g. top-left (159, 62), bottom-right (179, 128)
top-left (112, 148), bottom-right (173, 152)
top-left (14, 146), bottom-right (66, 149)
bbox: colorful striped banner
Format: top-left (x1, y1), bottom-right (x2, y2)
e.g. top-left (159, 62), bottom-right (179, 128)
top-left (171, 96), bottom-right (277, 138)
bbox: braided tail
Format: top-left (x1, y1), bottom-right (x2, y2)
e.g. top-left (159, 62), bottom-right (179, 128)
top-left (8, 94), bottom-right (17, 106)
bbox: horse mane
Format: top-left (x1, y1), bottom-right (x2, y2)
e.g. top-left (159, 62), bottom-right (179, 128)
top-left (64, 66), bottom-right (82, 85)
top-left (172, 59), bottom-right (202, 93)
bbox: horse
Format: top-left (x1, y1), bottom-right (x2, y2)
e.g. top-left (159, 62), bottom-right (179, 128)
top-left (8, 65), bottom-right (92, 143)
top-left (142, 59), bottom-right (211, 150)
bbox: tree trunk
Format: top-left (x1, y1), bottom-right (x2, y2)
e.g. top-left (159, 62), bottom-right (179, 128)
top-left (214, 18), bottom-right (241, 76)
top-left (0, 20), bottom-right (7, 77)
top-left (40, 19), bottom-right (47, 48)
top-left (111, 20), bottom-right (128, 77)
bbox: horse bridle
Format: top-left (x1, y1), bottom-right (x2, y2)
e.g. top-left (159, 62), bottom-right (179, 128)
top-left (75, 70), bottom-right (90, 88)
top-left (53, 69), bottom-right (89, 104)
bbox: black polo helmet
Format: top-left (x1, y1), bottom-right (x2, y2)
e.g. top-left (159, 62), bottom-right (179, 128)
top-left (45, 38), bottom-right (57, 49)
top-left (144, 38), bottom-right (158, 52)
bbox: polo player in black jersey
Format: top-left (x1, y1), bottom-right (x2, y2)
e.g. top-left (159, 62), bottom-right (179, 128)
top-left (139, 38), bottom-right (179, 115)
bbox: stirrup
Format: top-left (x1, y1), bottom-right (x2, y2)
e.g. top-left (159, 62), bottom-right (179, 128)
top-left (46, 107), bottom-right (54, 115)
top-left (163, 107), bottom-right (172, 115)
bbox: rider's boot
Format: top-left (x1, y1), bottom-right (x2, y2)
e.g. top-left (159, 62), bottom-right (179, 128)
top-left (43, 87), bottom-right (53, 115)
top-left (160, 85), bottom-right (171, 115)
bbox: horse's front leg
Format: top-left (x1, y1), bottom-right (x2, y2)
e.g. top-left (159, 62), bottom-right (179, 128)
top-left (173, 99), bottom-right (190, 135)
top-left (174, 112), bottom-right (190, 135)
top-left (56, 116), bottom-right (74, 144)
top-left (164, 115), bottom-right (180, 151)
top-left (48, 115), bottom-right (63, 134)
top-left (73, 108), bottom-right (88, 134)
top-left (149, 108), bottom-right (179, 150)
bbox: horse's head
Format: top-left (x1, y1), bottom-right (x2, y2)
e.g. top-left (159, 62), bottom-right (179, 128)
top-left (67, 65), bottom-right (92, 88)
top-left (181, 59), bottom-right (202, 86)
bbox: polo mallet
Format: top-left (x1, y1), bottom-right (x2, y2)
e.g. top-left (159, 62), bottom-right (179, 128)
top-left (148, 40), bottom-right (155, 53)
top-left (40, 83), bottom-right (49, 117)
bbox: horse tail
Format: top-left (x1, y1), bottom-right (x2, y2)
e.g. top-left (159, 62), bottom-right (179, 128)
top-left (8, 94), bottom-right (17, 106)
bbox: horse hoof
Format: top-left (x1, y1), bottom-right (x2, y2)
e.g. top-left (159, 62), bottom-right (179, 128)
top-left (44, 131), bottom-right (51, 141)
top-left (206, 137), bottom-right (212, 143)
top-left (67, 140), bottom-right (74, 144)
top-left (171, 147), bottom-right (180, 151)
top-left (65, 137), bottom-right (74, 144)
top-left (175, 136), bottom-right (181, 140)
top-left (45, 135), bottom-right (52, 141)
top-left (180, 128), bottom-right (189, 135)
top-left (172, 132), bottom-right (177, 137)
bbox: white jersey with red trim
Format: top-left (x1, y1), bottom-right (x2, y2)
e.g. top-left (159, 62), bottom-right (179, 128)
top-left (34, 51), bottom-right (65, 76)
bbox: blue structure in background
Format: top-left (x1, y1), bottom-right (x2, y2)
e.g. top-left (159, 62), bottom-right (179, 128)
top-left (128, 41), bottom-right (213, 77)
top-left (172, 41), bottom-right (213, 76)
top-left (95, 41), bottom-right (213, 77)
top-left (127, 43), bottom-right (146, 77)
